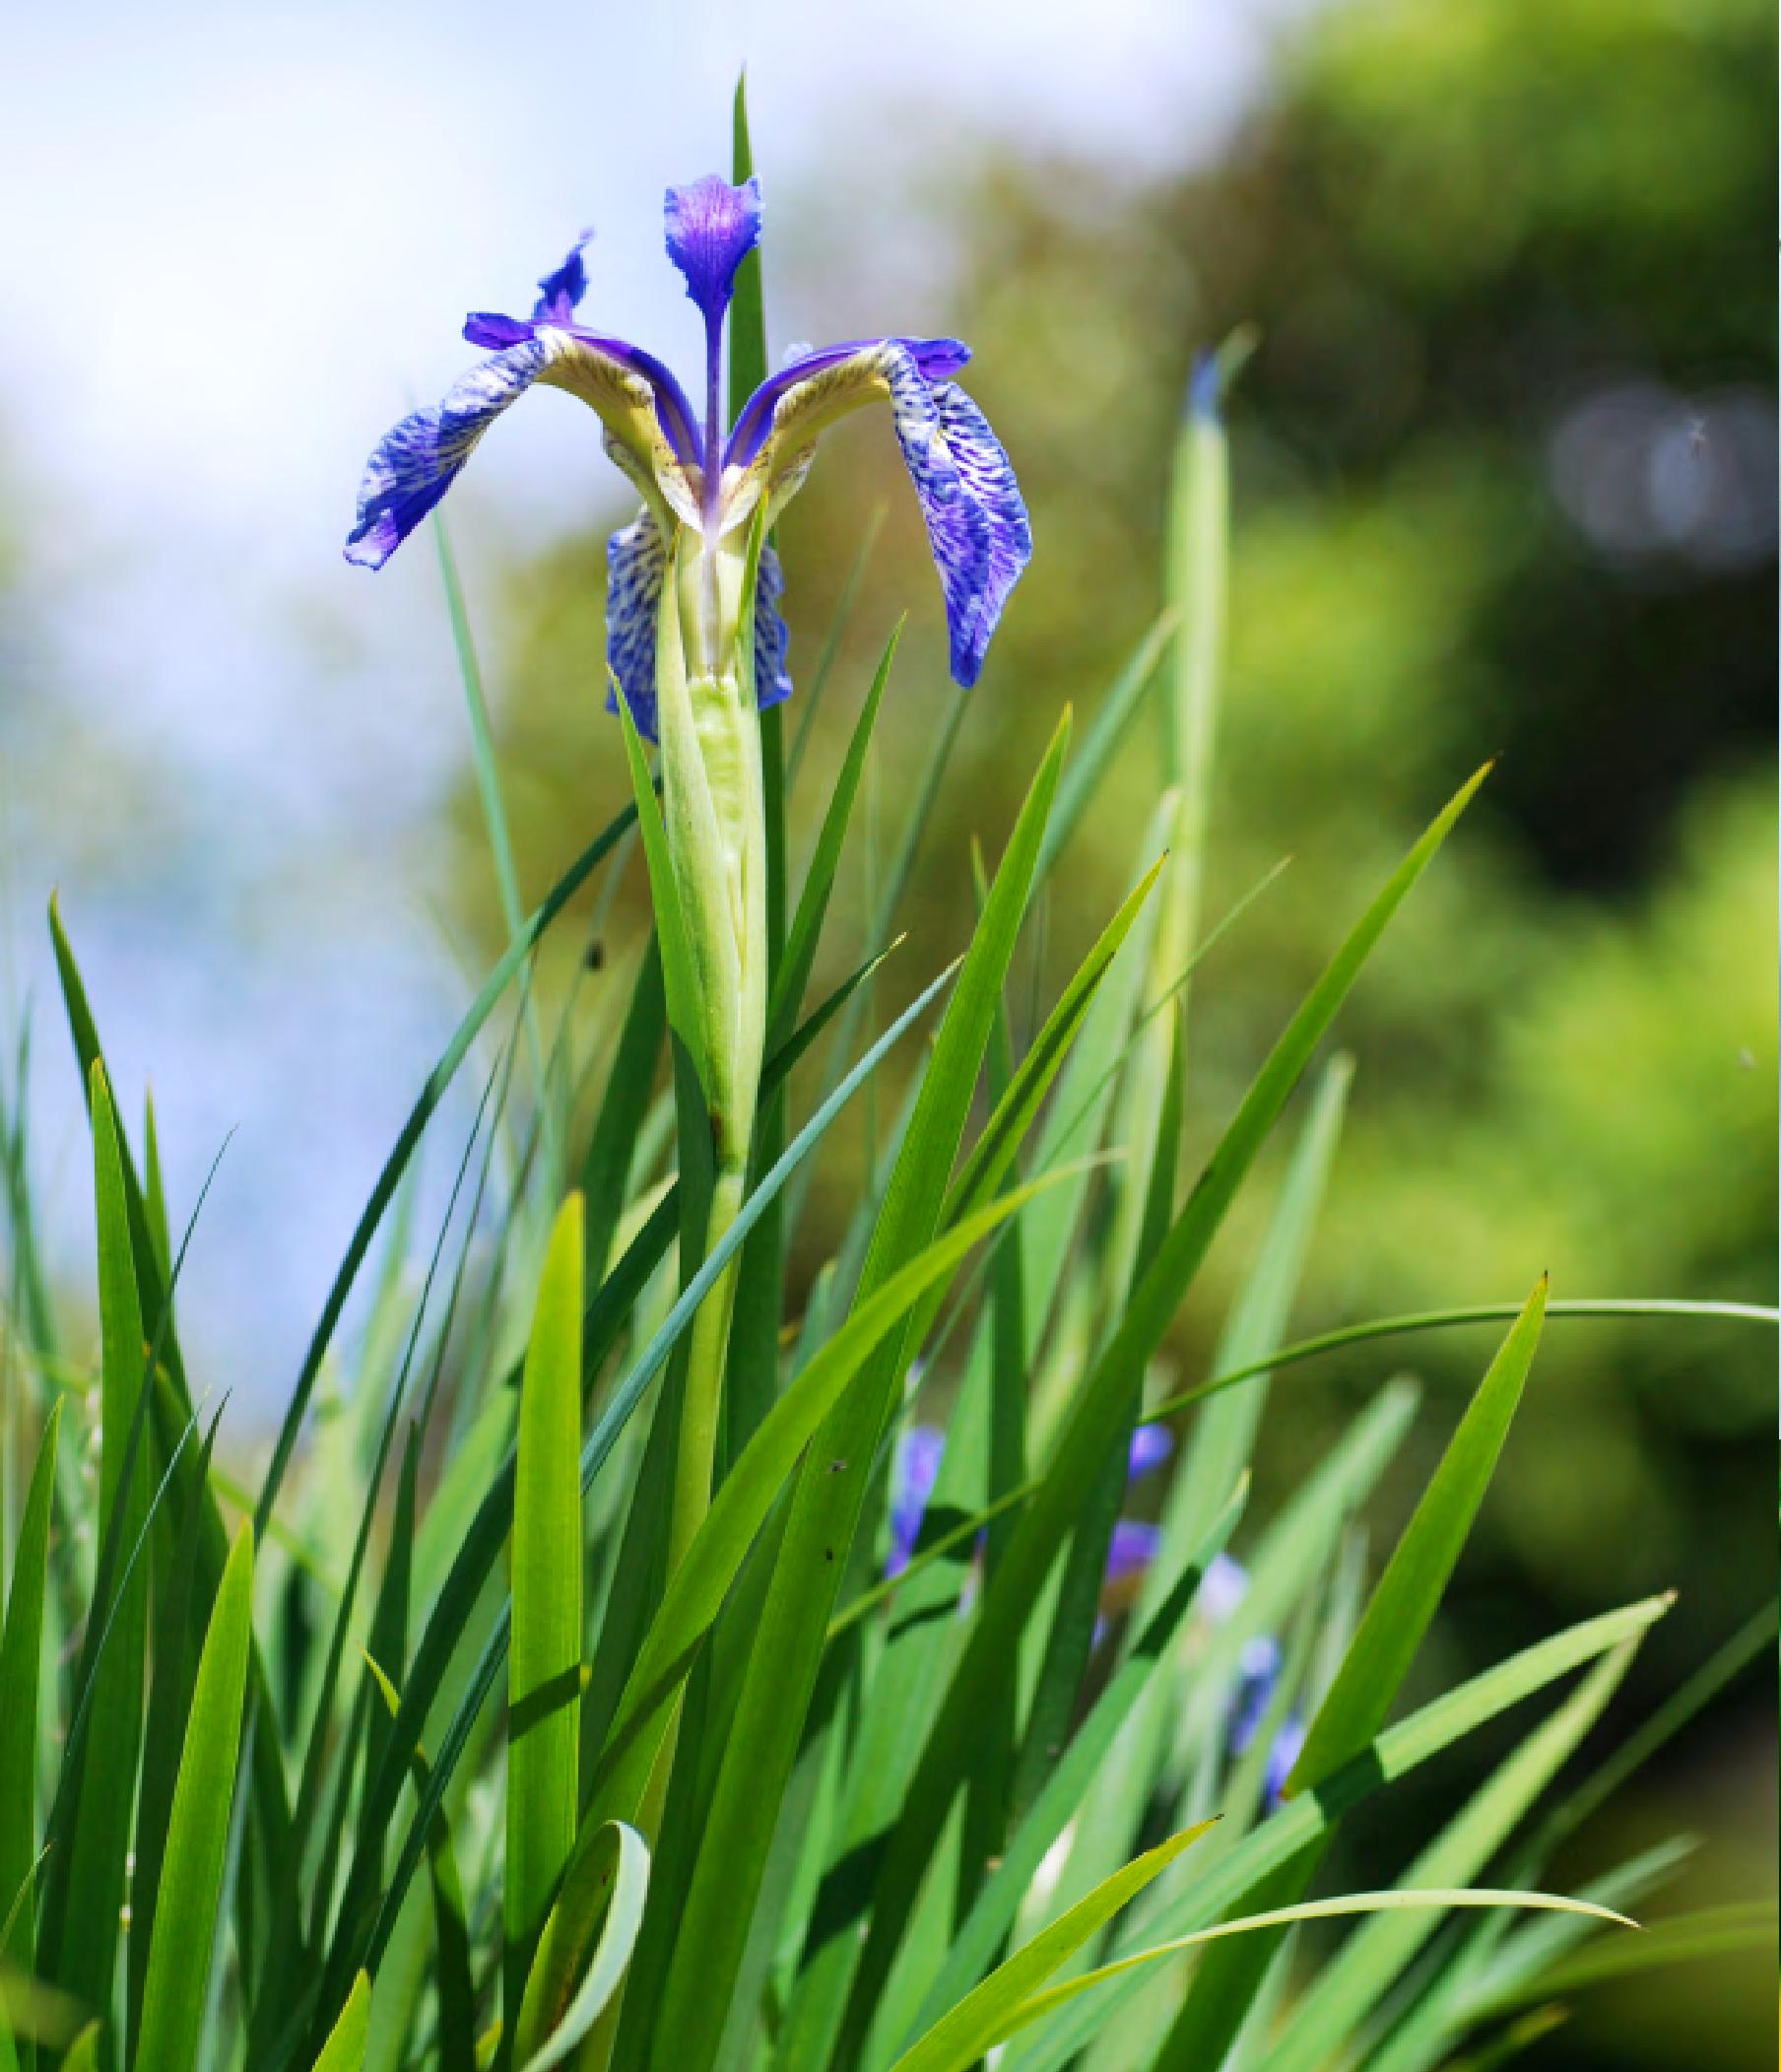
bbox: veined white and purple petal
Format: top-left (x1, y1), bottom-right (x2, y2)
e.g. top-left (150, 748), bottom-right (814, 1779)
top-left (664, 174), bottom-right (762, 325)
top-left (890, 372), bottom-right (1030, 688)
top-left (754, 545), bottom-right (793, 710)
top-left (345, 338), bottom-right (554, 569)
top-left (460, 310), bottom-right (702, 467)
top-left (604, 508), bottom-right (667, 742)
top-left (882, 352), bottom-right (1032, 688)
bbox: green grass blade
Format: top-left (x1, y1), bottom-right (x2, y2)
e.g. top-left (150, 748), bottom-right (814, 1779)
top-left (1288, 1278), bottom-right (1550, 1793)
top-left (1154, 1278), bottom-right (1550, 2067)
top-left (901, 1480), bottom-right (1249, 2049)
top-left (650, 711), bottom-right (1073, 2072)
top-left (730, 623), bottom-right (899, 1461)
top-left (530, 1171), bottom-right (1085, 2048)
top-left (516, 1825), bottom-right (650, 2072)
top-left (886, 1825), bottom-right (1219, 2072)
top-left (50, 1064), bottom-right (151, 2030)
top-left (1008, 1593), bottom-right (1671, 2072)
top-left (506, 1195), bottom-right (587, 2023)
top-left (1036, 612), bottom-right (1176, 881)
top-left (46, 908), bottom-right (298, 1972)
top-left (309, 966), bottom-right (959, 2045)
top-left (1253, 1633), bottom-right (1640, 2072)
top-left (581, 947), bottom-right (666, 1284)
top-left (252, 794), bottom-right (637, 1531)
top-left (1519, 1594), bottom-right (1776, 1861)
top-left (987, 1888), bottom-right (1632, 2059)
top-left (311, 1972), bottom-right (371, 2072)
top-left (839, 768), bottom-right (1489, 2054)
top-left (431, 512), bottom-right (560, 1183)
top-left (1160, 1298), bottom-right (1777, 1413)
top-left (135, 1521), bottom-right (254, 2072)
top-left (1475, 1901), bottom-right (1775, 2012)
top-left (0, 1401), bottom-right (60, 1975)
top-left (786, 513), bottom-right (886, 785)
top-left (129, 1397), bottom-right (225, 2057)
top-left (766, 625), bottom-right (898, 1056)
top-left (1158, 1051), bottom-right (1352, 1570)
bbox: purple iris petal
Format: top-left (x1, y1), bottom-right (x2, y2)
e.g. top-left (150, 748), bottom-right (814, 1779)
top-left (725, 337), bottom-right (972, 472)
top-left (346, 337), bottom-right (553, 569)
top-left (1200, 1552), bottom-right (1250, 1625)
top-left (533, 234), bottom-right (591, 325)
top-left (459, 233), bottom-right (703, 467)
top-left (462, 311), bottom-right (539, 349)
top-left (1226, 1635), bottom-right (1283, 1758)
top-left (883, 353), bottom-right (1032, 688)
top-left (1104, 1519), bottom-right (1162, 1585)
top-left (664, 174), bottom-right (762, 326)
top-left (1127, 1424), bottom-right (1173, 1480)
top-left (886, 1425), bottom-right (946, 1576)
top-left (1264, 1715), bottom-right (1306, 1810)
top-left (603, 515), bottom-right (790, 742)
top-left (604, 508), bottom-right (667, 742)
top-left (753, 546), bottom-right (792, 710)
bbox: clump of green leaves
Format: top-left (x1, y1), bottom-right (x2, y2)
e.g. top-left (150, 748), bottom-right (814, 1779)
top-left (0, 88), bottom-right (1771, 2072)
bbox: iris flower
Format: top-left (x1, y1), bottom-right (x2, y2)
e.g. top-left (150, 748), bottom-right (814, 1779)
top-left (347, 170), bottom-right (1030, 1588)
top-left (345, 174), bottom-right (1031, 739)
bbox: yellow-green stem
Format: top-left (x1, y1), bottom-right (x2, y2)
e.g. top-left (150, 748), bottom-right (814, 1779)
top-left (668, 1163), bottom-right (748, 1576)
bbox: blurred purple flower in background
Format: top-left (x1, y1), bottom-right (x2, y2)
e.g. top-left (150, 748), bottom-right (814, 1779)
top-left (887, 1421), bottom-right (1173, 1578)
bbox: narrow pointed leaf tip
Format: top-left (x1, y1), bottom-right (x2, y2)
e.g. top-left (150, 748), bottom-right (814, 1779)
top-left (1186, 324), bottom-right (1260, 420)
top-left (665, 173), bottom-right (763, 323)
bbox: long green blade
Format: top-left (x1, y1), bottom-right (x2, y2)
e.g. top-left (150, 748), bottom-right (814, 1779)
top-left (886, 1825), bottom-right (1219, 2072)
top-left (136, 1521), bottom-right (255, 2072)
top-left (650, 711), bottom-right (1073, 2072)
top-left (0, 1402), bottom-right (60, 1976)
top-left (506, 1196), bottom-right (587, 2024)
top-left (254, 795), bottom-right (637, 1530)
top-left (1155, 1279), bottom-right (1550, 2067)
top-left (311, 1972), bottom-right (371, 2072)
top-left (51, 1064), bottom-right (151, 2032)
top-left (838, 767), bottom-right (1489, 2053)
top-left (516, 1825), bottom-right (651, 2072)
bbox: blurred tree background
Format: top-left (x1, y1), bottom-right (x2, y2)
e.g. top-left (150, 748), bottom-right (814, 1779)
top-left (432, 0), bottom-right (1772, 2060)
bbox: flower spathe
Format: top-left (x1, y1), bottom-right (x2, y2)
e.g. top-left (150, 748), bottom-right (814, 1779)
top-left (345, 175), bottom-right (1032, 735)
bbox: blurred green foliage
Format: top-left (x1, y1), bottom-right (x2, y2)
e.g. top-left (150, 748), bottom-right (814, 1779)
top-left (457, 2), bottom-right (1771, 2057)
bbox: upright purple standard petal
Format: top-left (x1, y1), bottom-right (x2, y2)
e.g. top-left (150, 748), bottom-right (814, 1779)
top-left (346, 338), bottom-right (553, 568)
top-left (462, 237), bottom-right (703, 467)
top-left (664, 174), bottom-right (762, 326)
top-left (883, 352), bottom-right (1033, 687)
top-left (604, 508), bottom-right (667, 742)
top-left (532, 234), bottom-right (591, 326)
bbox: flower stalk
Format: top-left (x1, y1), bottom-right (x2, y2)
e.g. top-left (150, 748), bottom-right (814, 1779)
top-left (652, 521), bottom-right (771, 1571)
